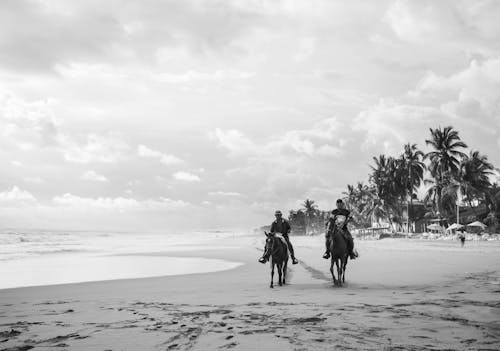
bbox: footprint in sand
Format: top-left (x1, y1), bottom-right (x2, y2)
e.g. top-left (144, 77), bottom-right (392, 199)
top-left (299, 261), bottom-right (330, 282)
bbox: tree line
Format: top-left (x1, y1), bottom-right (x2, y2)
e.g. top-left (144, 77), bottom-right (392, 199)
top-left (288, 126), bottom-right (500, 234)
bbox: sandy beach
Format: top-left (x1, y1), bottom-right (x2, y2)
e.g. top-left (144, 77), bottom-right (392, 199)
top-left (1, 235), bottom-right (499, 350)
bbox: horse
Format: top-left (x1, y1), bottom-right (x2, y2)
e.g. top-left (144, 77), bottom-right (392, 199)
top-left (263, 232), bottom-right (289, 288)
top-left (328, 224), bottom-right (349, 287)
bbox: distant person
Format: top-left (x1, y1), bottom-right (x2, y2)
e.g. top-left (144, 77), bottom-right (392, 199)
top-left (459, 233), bottom-right (465, 247)
top-left (323, 199), bottom-right (358, 260)
top-left (259, 210), bottom-right (299, 265)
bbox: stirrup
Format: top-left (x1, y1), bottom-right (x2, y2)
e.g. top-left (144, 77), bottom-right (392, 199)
top-left (292, 257), bottom-right (299, 264)
top-left (322, 252), bottom-right (330, 259)
top-left (258, 257), bottom-right (267, 264)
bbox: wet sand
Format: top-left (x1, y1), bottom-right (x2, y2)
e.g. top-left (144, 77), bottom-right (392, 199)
top-left (1, 236), bottom-right (499, 350)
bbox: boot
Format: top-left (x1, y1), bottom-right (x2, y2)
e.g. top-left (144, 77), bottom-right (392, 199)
top-left (258, 256), bottom-right (268, 264)
top-left (291, 257), bottom-right (299, 264)
top-left (349, 249), bottom-right (358, 260)
top-left (322, 251), bottom-right (330, 259)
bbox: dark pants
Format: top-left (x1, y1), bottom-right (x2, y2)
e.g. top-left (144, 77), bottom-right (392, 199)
top-left (282, 234), bottom-right (295, 258)
top-left (325, 228), bottom-right (354, 254)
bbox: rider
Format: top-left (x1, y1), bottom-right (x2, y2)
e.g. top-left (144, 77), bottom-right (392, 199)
top-left (259, 210), bottom-right (299, 265)
top-left (323, 199), bottom-right (358, 260)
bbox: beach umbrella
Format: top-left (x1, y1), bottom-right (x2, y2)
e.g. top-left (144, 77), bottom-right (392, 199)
top-left (466, 221), bottom-right (486, 229)
top-left (427, 223), bottom-right (443, 231)
top-left (446, 223), bottom-right (464, 231)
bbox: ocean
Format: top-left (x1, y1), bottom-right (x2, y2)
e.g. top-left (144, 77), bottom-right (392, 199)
top-left (0, 229), bottom-right (245, 290)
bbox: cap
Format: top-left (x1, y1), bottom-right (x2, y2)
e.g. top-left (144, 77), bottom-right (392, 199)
top-left (336, 199), bottom-right (343, 204)
top-left (274, 210), bottom-right (282, 215)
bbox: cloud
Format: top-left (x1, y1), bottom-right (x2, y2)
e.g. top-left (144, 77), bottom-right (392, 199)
top-left (0, 92), bottom-right (60, 148)
top-left (81, 170), bottom-right (108, 182)
top-left (0, 90), bottom-right (130, 163)
top-left (353, 98), bottom-right (443, 153)
top-left (155, 70), bottom-right (255, 83)
top-left (53, 193), bottom-right (190, 211)
top-left (211, 118), bottom-right (345, 159)
top-left (354, 56), bottom-right (500, 155)
top-left (59, 133), bottom-right (129, 163)
top-left (276, 118), bottom-right (345, 157)
top-left (0, 0), bottom-right (273, 72)
top-left (173, 171), bottom-right (201, 182)
top-left (385, 0), bottom-right (500, 45)
top-left (0, 186), bottom-right (37, 205)
top-left (409, 58), bottom-right (500, 125)
top-left (209, 128), bottom-right (256, 156)
top-left (208, 191), bottom-right (242, 197)
top-left (137, 145), bottom-right (183, 165)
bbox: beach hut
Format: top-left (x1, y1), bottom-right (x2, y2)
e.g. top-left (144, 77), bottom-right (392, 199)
top-left (466, 221), bottom-right (487, 237)
top-left (466, 221), bottom-right (486, 229)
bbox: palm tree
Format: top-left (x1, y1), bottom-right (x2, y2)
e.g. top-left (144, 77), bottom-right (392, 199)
top-left (457, 150), bottom-right (495, 216)
top-left (424, 126), bottom-right (467, 215)
top-left (401, 143), bottom-right (426, 233)
top-left (343, 182), bottom-right (372, 228)
top-left (369, 155), bottom-right (406, 230)
top-left (302, 199), bottom-right (318, 235)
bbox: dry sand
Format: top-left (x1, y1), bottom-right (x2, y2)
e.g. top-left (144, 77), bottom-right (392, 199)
top-left (1, 236), bottom-right (499, 350)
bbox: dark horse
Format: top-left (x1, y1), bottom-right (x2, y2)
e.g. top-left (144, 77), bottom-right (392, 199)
top-left (263, 232), bottom-right (288, 288)
top-left (328, 224), bottom-right (349, 286)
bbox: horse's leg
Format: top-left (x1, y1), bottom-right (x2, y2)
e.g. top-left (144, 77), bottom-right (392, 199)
top-left (330, 258), bottom-right (336, 285)
top-left (337, 258), bottom-right (343, 287)
top-left (343, 257), bottom-right (348, 284)
top-left (278, 262), bottom-right (283, 286)
top-left (283, 259), bottom-right (287, 285)
top-left (270, 262), bottom-right (274, 288)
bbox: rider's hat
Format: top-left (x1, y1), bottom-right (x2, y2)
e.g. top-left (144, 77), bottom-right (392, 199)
top-left (274, 210), bottom-right (282, 216)
top-left (336, 199), bottom-right (343, 204)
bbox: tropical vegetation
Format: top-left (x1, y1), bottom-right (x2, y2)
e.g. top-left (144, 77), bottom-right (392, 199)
top-left (286, 126), bottom-right (499, 234)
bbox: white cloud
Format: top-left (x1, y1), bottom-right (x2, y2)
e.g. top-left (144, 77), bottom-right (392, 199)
top-left (155, 70), bottom-right (255, 83)
top-left (409, 58), bottom-right (500, 126)
top-left (208, 191), bottom-right (242, 197)
top-left (0, 186), bottom-right (37, 204)
top-left (53, 193), bottom-right (190, 211)
top-left (81, 170), bottom-right (108, 182)
top-left (211, 118), bottom-right (345, 159)
top-left (0, 89), bottom-right (130, 163)
top-left (353, 98), bottom-right (442, 153)
top-left (137, 144), bottom-right (183, 165)
top-left (209, 128), bottom-right (256, 156)
top-left (0, 92), bottom-right (60, 148)
top-left (59, 133), bottom-right (129, 163)
top-left (173, 171), bottom-right (201, 182)
top-left (272, 118), bottom-right (345, 158)
top-left (385, 0), bottom-right (500, 45)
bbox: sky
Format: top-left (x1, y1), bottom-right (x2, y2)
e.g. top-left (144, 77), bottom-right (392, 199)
top-left (1, 0), bottom-right (500, 232)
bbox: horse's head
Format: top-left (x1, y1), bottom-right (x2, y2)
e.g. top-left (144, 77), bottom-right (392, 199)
top-left (264, 231), bottom-right (276, 256)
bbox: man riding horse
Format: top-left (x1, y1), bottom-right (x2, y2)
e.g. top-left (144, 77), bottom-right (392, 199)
top-left (323, 199), bottom-right (358, 260)
top-left (259, 210), bottom-right (299, 265)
